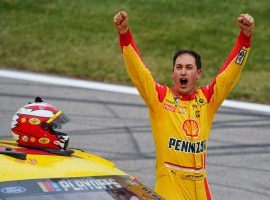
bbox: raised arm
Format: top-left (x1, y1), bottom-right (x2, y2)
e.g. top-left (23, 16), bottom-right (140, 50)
top-left (201, 14), bottom-right (254, 112)
top-left (114, 11), bottom-right (164, 109)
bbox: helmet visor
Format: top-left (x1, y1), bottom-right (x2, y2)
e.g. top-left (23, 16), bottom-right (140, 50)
top-left (47, 112), bottom-right (70, 135)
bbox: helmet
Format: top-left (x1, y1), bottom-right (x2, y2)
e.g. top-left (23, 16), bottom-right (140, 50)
top-left (11, 97), bottom-right (70, 150)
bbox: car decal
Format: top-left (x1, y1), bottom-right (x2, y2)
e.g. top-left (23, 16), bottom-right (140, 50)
top-left (0, 176), bottom-right (163, 199)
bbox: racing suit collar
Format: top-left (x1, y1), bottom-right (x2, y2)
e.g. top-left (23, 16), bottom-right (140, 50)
top-left (171, 85), bottom-right (197, 101)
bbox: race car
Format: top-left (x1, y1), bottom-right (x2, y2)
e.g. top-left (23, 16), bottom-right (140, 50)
top-left (0, 98), bottom-right (163, 200)
top-left (0, 140), bottom-right (162, 200)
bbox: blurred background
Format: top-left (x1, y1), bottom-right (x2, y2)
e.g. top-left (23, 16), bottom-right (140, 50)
top-left (0, 0), bottom-right (269, 103)
top-left (1, 1), bottom-right (270, 199)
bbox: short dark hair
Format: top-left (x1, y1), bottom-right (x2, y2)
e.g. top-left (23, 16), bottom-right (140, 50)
top-left (173, 50), bottom-right (202, 69)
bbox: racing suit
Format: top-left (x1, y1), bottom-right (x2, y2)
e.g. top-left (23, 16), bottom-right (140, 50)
top-left (118, 29), bottom-right (251, 200)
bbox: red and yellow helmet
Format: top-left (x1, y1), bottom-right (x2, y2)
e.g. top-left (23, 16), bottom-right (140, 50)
top-left (11, 97), bottom-right (70, 150)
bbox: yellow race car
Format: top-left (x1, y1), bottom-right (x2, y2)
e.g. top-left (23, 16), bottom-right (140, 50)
top-left (0, 98), bottom-right (163, 200)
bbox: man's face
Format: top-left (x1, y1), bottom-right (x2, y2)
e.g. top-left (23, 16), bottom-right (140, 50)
top-left (172, 53), bottom-right (202, 95)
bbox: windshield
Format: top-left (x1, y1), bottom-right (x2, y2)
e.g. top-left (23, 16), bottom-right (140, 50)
top-left (0, 175), bottom-right (163, 200)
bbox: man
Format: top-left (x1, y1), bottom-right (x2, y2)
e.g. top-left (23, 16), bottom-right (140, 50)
top-left (114, 11), bottom-right (254, 200)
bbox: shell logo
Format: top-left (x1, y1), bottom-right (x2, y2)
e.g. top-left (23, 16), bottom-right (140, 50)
top-left (30, 137), bottom-right (36, 143)
top-left (182, 119), bottom-right (200, 137)
top-left (21, 118), bottom-right (27, 123)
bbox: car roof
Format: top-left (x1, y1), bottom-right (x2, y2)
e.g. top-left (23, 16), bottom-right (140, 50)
top-left (0, 140), bottom-right (126, 182)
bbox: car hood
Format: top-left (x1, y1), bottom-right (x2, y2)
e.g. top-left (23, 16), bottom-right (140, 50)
top-left (0, 140), bottom-right (126, 182)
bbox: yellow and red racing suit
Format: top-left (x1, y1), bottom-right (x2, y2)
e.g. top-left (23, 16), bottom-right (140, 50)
top-left (118, 30), bottom-right (251, 200)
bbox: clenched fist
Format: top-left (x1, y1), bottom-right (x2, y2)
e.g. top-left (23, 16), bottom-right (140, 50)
top-left (113, 11), bottom-right (129, 34)
top-left (237, 13), bottom-right (254, 36)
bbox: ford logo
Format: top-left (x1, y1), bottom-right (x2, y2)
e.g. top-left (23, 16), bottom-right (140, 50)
top-left (1, 186), bottom-right (26, 194)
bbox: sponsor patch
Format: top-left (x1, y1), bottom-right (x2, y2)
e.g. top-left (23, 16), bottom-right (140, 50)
top-left (168, 137), bottom-right (206, 154)
top-left (177, 111), bottom-right (186, 115)
top-left (22, 136), bottom-right (28, 142)
top-left (199, 99), bottom-right (204, 104)
top-left (165, 99), bottom-right (175, 104)
top-left (39, 138), bottom-right (50, 144)
top-left (192, 104), bottom-right (198, 110)
top-left (21, 118), bottom-right (27, 123)
top-left (30, 137), bottom-right (36, 142)
top-left (182, 119), bottom-right (200, 137)
top-left (29, 118), bottom-right (41, 125)
top-left (179, 106), bottom-right (187, 110)
top-left (236, 49), bottom-right (247, 65)
top-left (163, 104), bottom-right (176, 112)
top-left (195, 111), bottom-right (200, 118)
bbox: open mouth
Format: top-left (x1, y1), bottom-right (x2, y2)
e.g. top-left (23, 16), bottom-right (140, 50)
top-left (179, 78), bottom-right (188, 86)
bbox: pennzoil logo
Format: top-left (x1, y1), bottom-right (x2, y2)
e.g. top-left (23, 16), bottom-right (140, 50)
top-left (39, 138), bottom-right (50, 144)
top-left (168, 137), bottom-right (206, 154)
top-left (182, 119), bottom-right (200, 137)
top-left (236, 49), bottom-right (247, 65)
top-left (29, 118), bottom-right (41, 125)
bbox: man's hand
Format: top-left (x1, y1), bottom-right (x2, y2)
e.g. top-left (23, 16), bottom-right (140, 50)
top-left (237, 13), bottom-right (254, 36)
top-left (113, 11), bottom-right (129, 34)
